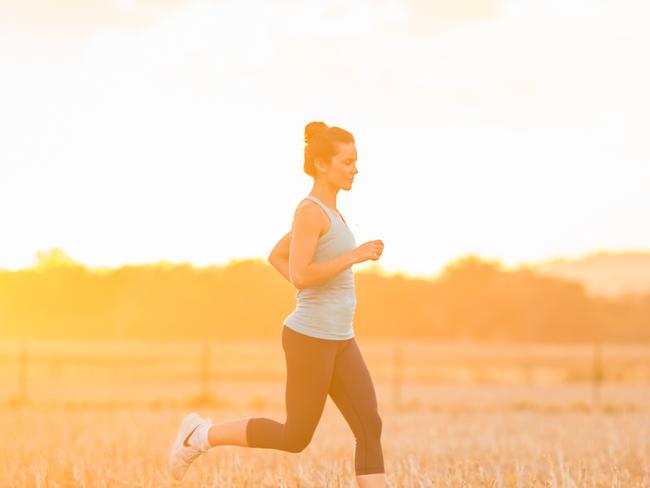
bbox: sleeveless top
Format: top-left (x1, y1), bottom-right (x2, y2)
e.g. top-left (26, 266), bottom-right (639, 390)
top-left (284, 195), bottom-right (358, 340)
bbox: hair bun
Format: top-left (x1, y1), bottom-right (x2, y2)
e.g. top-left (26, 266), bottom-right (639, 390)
top-left (304, 121), bottom-right (328, 144)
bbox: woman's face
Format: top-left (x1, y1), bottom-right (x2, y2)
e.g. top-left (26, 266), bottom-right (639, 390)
top-left (320, 142), bottom-right (358, 191)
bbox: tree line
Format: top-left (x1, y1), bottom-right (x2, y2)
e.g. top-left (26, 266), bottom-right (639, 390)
top-left (0, 249), bottom-right (648, 341)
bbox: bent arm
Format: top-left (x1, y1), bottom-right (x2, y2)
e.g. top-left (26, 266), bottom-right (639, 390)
top-left (268, 230), bottom-right (292, 283)
top-left (292, 252), bottom-right (357, 289)
top-left (288, 204), bottom-right (359, 289)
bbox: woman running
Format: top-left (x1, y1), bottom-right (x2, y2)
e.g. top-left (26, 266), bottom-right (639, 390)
top-left (169, 121), bottom-right (386, 487)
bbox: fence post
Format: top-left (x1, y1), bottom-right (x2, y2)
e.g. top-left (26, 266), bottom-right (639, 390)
top-left (392, 342), bottom-right (402, 410)
top-left (592, 339), bottom-right (603, 410)
top-left (200, 340), bottom-right (211, 401)
top-left (17, 340), bottom-right (28, 405)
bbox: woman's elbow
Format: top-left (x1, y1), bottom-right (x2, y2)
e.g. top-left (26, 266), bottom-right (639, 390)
top-left (290, 271), bottom-right (306, 289)
top-left (291, 277), bottom-right (304, 289)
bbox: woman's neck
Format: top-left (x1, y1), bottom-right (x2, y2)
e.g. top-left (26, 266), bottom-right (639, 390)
top-left (309, 182), bottom-right (339, 210)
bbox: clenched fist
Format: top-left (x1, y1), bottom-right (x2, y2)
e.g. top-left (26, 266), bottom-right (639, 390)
top-left (353, 240), bottom-right (384, 264)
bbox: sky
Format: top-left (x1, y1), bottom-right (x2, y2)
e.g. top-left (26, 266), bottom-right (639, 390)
top-left (1, 0), bottom-right (649, 278)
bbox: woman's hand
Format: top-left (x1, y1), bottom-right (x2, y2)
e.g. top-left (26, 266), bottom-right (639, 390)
top-left (353, 240), bottom-right (384, 264)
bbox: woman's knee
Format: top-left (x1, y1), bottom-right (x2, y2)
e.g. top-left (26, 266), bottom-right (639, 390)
top-left (284, 432), bottom-right (313, 453)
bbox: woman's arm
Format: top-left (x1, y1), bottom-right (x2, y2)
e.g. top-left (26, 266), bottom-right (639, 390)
top-left (288, 203), bottom-right (360, 289)
top-left (268, 230), bottom-right (292, 283)
top-left (270, 202), bottom-right (385, 289)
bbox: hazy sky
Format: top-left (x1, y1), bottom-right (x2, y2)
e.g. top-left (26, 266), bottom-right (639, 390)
top-left (1, 0), bottom-right (648, 277)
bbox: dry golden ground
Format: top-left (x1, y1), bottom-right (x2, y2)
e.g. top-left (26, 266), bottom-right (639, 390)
top-left (1, 402), bottom-right (649, 487)
top-left (1, 339), bottom-right (649, 486)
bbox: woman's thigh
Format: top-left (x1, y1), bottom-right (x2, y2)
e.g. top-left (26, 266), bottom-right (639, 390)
top-left (282, 326), bottom-right (338, 439)
top-left (327, 338), bottom-right (381, 433)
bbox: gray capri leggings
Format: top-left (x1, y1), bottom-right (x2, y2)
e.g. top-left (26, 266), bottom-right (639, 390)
top-left (246, 324), bottom-right (385, 476)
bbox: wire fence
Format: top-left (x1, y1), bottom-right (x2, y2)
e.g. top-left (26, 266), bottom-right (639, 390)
top-left (2, 339), bottom-right (650, 410)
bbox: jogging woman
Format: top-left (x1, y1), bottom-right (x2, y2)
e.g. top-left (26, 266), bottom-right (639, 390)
top-left (169, 121), bottom-right (386, 487)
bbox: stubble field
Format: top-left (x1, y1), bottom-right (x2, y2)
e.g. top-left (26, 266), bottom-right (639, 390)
top-left (1, 338), bottom-right (649, 487)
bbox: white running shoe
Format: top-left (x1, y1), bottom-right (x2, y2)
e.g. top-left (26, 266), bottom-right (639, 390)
top-left (168, 412), bottom-right (211, 482)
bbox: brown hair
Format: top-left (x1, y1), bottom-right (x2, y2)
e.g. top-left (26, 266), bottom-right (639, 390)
top-left (303, 121), bottom-right (355, 177)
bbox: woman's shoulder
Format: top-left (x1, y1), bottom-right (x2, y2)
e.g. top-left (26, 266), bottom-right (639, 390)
top-left (295, 197), bottom-right (322, 215)
top-left (293, 198), bottom-right (330, 235)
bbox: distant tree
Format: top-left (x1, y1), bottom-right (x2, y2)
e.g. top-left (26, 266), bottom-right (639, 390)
top-left (32, 247), bottom-right (83, 270)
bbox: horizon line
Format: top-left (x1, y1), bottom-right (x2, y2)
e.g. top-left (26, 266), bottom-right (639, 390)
top-left (2, 246), bottom-right (650, 278)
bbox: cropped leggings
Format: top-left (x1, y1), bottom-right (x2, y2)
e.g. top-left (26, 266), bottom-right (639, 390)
top-left (246, 324), bottom-right (385, 476)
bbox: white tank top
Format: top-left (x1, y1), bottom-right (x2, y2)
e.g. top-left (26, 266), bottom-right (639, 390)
top-left (283, 195), bottom-right (357, 340)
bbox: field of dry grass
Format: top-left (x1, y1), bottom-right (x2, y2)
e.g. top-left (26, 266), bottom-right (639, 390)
top-left (1, 402), bottom-right (649, 487)
top-left (0, 339), bottom-right (649, 486)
